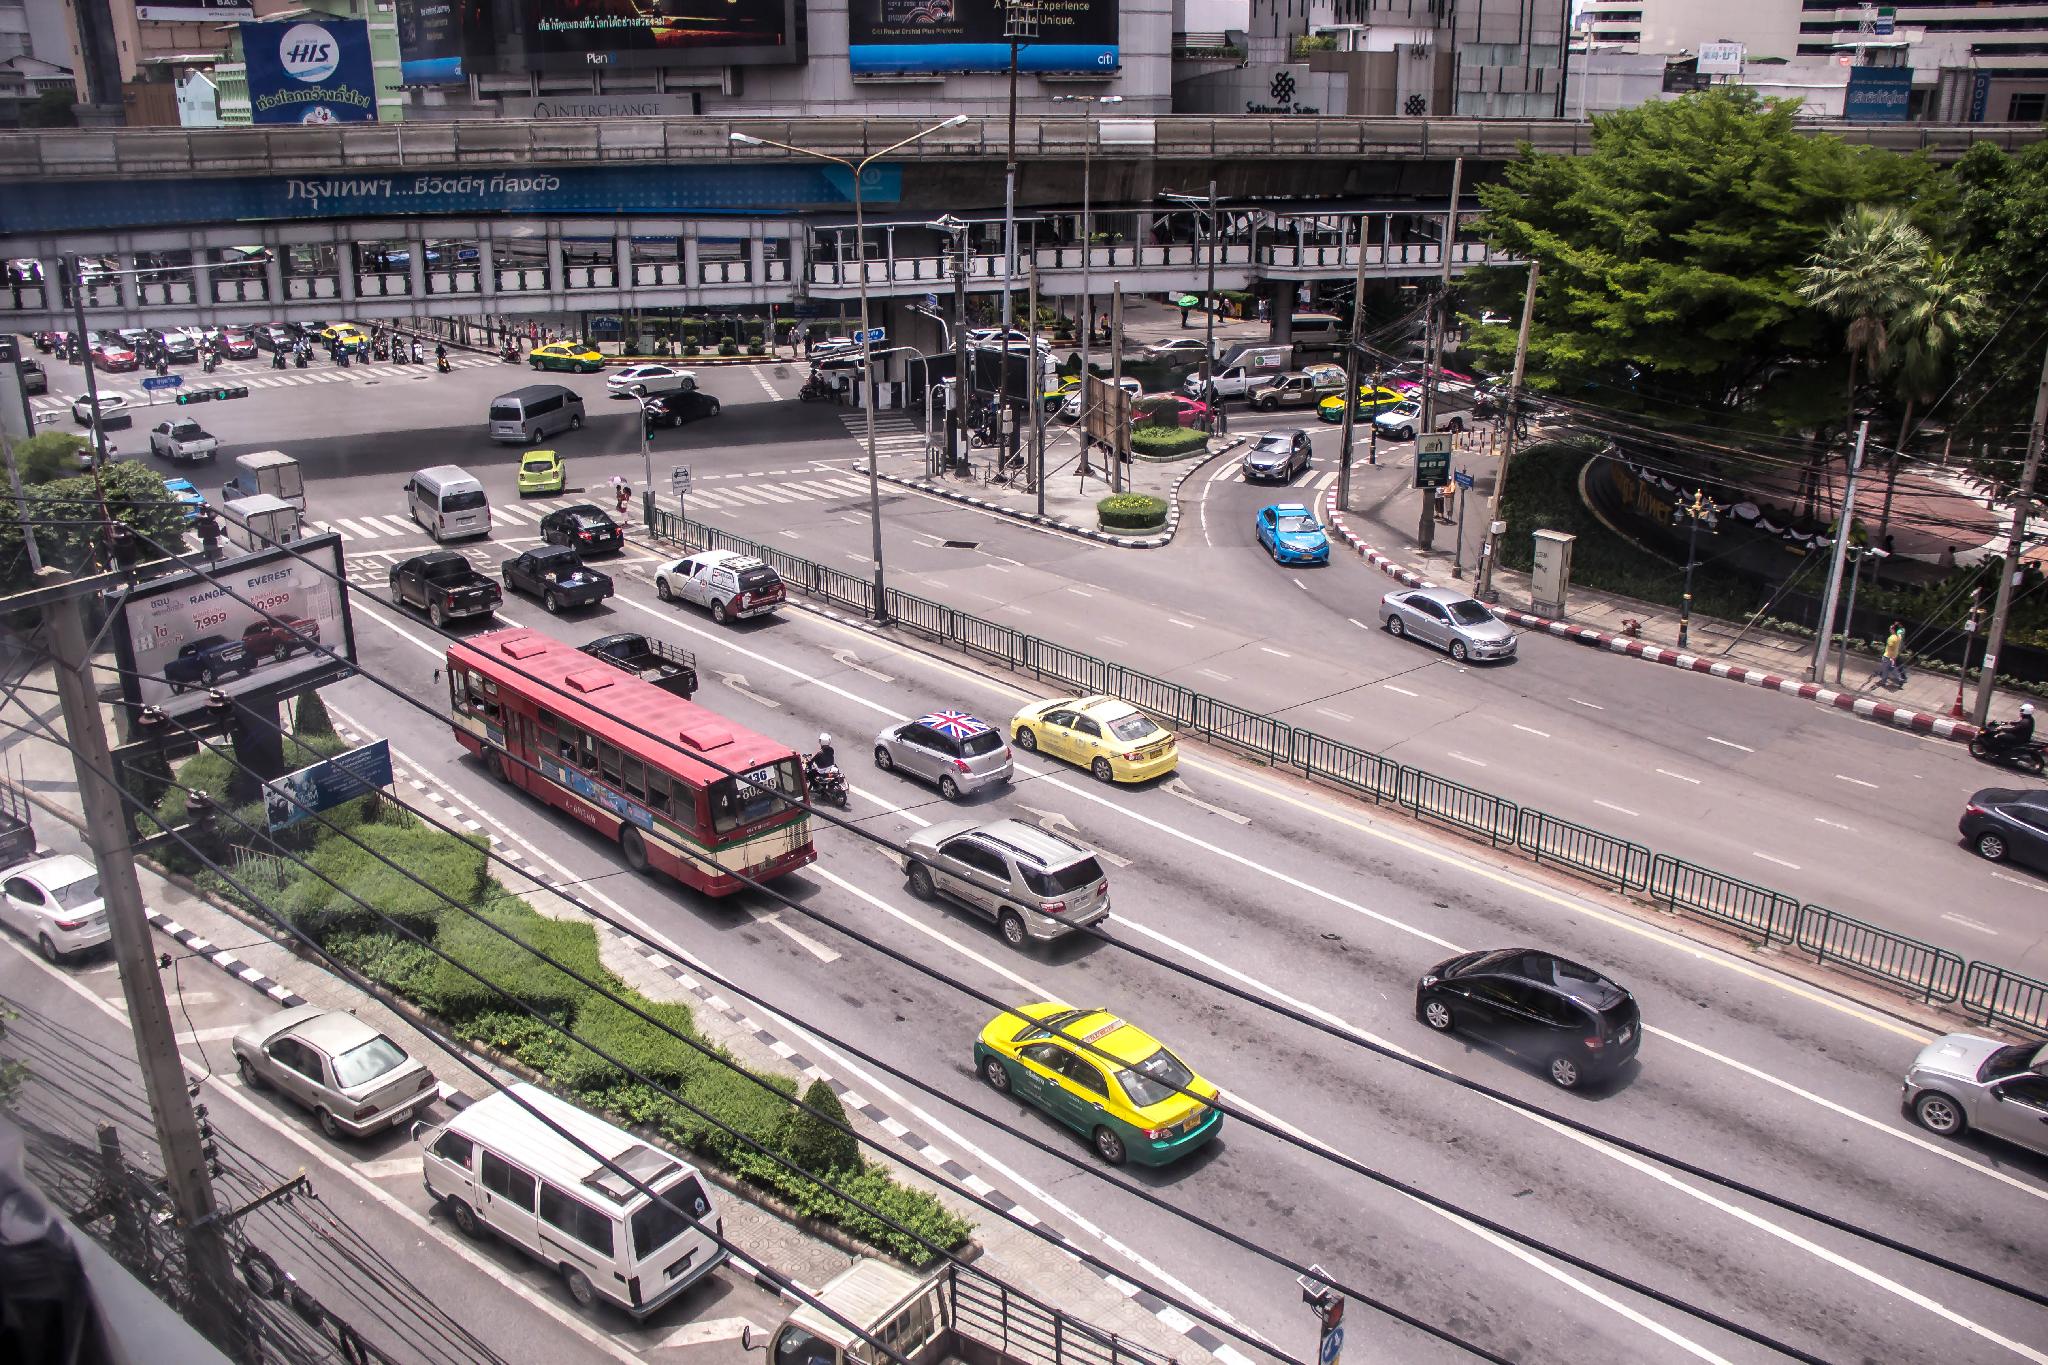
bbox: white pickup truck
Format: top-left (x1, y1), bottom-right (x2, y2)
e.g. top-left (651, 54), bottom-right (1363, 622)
top-left (147, 418), bottom-right (218, 464)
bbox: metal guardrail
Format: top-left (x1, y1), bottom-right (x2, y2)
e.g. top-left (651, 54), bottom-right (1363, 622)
top-left (945, 1262), bottom-right (1171, 1365)
top-left (644, 507), bottom-right (2048, 1034)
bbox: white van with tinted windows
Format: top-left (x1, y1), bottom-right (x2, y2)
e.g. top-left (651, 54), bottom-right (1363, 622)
top-left (490, 384), bottom-right (586, 444)
top-left (417, 1082), bottom-right (725, 1316)
top-left (405, 465), bottom-right (491, 541)
top-left (1288, 312), bottom-right (1346, 349)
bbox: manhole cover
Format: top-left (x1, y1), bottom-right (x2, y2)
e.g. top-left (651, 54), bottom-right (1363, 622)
top-left (943, 540), bottom-right (979, 550)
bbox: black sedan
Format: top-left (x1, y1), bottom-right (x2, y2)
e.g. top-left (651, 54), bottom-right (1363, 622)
top-left (1960, 787), bottom-right (2048, 869)
top-left (539, 504), bottom-right (624, 555)
top-left (646, 389), bottom-right (722, 427)
top-left (1416, 947), bottom-right (1641, 1089)
top-left (251, 322), bottom-right (304, 353)
top-left (500, 545), bottom-right (613, 614)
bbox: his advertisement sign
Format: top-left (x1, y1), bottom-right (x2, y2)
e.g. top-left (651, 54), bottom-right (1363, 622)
top-left (138, 0), bottom-right (254, 21)
top-left (264, 740), bottom-right (393, 831)
top-left (1844, 66), bottom-right (1912, 121)
top-left (242, 18), bottom-right (378, 124)
top-left (850, 0), bottom-right (1119, 74)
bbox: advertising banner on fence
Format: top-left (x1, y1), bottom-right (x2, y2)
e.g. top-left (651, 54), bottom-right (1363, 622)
top-left (241, 18), bottom-right (379, 124)
top-left (849, 0), bottom-right (1119, 74)
top-left (509, 0), bottom-right (800, 71)
top-left (264, 740), bottom-right (393, 831)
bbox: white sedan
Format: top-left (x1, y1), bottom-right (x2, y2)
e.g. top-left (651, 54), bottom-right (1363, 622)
top-left (72, 392), bottom-right (131, 427)
top-left (607, 363), bottom-right (696, 398)
top-left (1, 854), bottom-right (112, 962)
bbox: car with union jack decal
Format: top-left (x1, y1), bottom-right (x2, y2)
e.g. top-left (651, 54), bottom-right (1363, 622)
top-left (873, 710), bottom-right (1013, 800)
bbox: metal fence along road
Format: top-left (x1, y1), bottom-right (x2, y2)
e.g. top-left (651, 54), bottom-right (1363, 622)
top-left (647, 507), bottom-right (2048, 1037)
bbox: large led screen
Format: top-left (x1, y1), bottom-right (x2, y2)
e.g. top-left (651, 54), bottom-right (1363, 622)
top-left (848, 0), bottom-right (1117, 74)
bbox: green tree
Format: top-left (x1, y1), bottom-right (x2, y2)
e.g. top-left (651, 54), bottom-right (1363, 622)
top-left (293, 686), bottom-right (336, 740)
top-left (1465, 89), bottom-right (1929, 433)
top-left (0, 462), bottom-right (187, 591)
top-left (20, 89), bottom-right (76, 129)
top-left (1876, 251), bottom-right (1982, 540)
top-left (1950, 140), bottom-right (2048, 475)
top-left (778, 1078), bottom-right (859, 1175)
top-left (9, 432), bottom-right (88, 486)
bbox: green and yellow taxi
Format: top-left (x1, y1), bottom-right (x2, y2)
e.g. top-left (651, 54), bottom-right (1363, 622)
top-left (1010, 694), bottom-right (1178, 784)
top-left (1316, 384), bottom-right (1408, 424)
top-left (1043, 375), bottom-right (1082, 411)
top-left (314, 321), bottom-right (371, 353)
top-left (516, 449), bottom-right (565, 496)
top-left (975, 1003), bottom-right (1221, 1166)
top-left (529, 341), bottom-right (606, 374)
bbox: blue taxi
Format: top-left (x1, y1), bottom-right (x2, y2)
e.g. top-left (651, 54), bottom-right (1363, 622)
top-left (1255, 504), bottom-right (1330, 564)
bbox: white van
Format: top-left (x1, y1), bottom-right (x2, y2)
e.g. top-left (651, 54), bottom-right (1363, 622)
top-left (405, 465), bottom-right (491, 541)
top-left (490, 384), bottom-right (586, 444)
top-left (417, 1083), bottom-right (726, 1317)
top-left (1288, 312), bottom-right (1346, 349)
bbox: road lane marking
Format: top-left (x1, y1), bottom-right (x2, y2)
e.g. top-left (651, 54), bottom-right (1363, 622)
top-left (752, 910), bottom-right (842, 962)
top-left (1382, 684), bottom-right (1418, 698)
top-left (1168, 619), bottom-right (1196, 629)
top-left (1655, 769), bottom-right (1701, 784)
top-left (1348, 618), bottom-right (1370, 629)
top-left (1099, 635), bottom-right (1126, 647)
top-left (1836, 774), bottom-right (1879, 789)
top-left (1066, 587), bottom-right (1094, 598)
top-left (174, 1025), bottom-right (241, 1044)
top-left (1753, 852), bottom-right (1800, 870)
top-left (1512, 724), bottom-right (1549, 739)
top-left (1940, 913), bottom-right (1998, 935)
top-left (1991, 871), bottom-right (2048, 894)
top-left (1164, 779), bottom-right (1252, 825)
top-left (1814, 817), bottom-right (1854, 832)
top-left (1293, 577), bottom-right (1308, 591)
top-left (1316, 708), bottom-right (1352, 722)
top-left (1569, 698), bottom-right (1604, 710)
top-left (353, 1156), bottom-right (422, 1180)
top-left (1592, 800), bottom-right (1638, 817)
top-left (1259, 646), bottom-right (1292, 658)
top-left (1447, 751), bottom-right (1487, 767)
top-left (1706, 737), bottom-right (1753, 752)
top-left (1196, 668), bottom-right (1231, 682)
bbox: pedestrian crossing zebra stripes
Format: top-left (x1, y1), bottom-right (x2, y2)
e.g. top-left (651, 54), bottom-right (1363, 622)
top-left (29, 354), bottom-right (500, 415)
top-left (837, 410), bottom-right (934, 458)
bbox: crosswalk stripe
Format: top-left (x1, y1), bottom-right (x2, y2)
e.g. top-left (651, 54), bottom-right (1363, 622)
top-left (315, 521), bottom-right (352, 541)
top-left (711, 486), bottom-right (773, 506)
top-left (787, 480), bottom-right (853, 499)
top-left (363, 514), bottom-right (415, 536)
top-left (745, 485), bottom-right (807, 503)
top-left (493, 502), bottom-right (538, 524)
top-left (334, 517), bottom-right (380, 538)
top-left (822, 478), bottom-right (873, 495)
top-left (688, 489), bottom-right (739, 508)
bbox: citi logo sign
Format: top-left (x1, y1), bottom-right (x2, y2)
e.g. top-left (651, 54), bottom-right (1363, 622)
top-left (279, 23), bottom-right (340, 82)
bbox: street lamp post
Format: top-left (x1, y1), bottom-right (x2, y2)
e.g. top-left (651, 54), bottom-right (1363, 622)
top-left (1673, 488), bottom-right (1713, 651)
top-left (1051, 93), bottom-right (1121, 481)
top-left (1161, 183), bottom-right (1222, 434)
top-left (732, 116), bottom-right (968, 623)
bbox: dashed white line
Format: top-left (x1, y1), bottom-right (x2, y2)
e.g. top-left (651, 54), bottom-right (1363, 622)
top-left (1754, 852), bottom-right (1801, 870)
top-left (1066, 587), bottom-right (1094, 598)
top-left (1656, 768), bottom-right (1701, 785)
top-left (1512, 724), bottom-right (1550, 739)
top-left (1099, 635), bottom-right (1127, 647)
top-left (1814, 817), bottom-right (1854, 832)
top-left (1168, 619), bottom-right (1196, 630)
top-left (1569, 698), bottom-right (1605, 710)
top-left (1941, 912), bottom-right (1998, 935)
top-left (1992, 871), bottom-right (2048, 894)
top-left (1316, 708), bottom-right (1353, 722)
top-left (1706, 737), bottom-right (1754, 753)
top-left (1447, 751), bottom-right (1487, 768)
top-left (1293, 577), bottom-right (1308, 591)
top-left (1348, 617), bottom-right (1370, 629)
top-left (1259, 646), bottom-right (1292, 658)
top-left (1196, 668), bottom-right (1231, 682)
top-left (1836, 774), bottom-right (1879, 789)
top-left (1383, 684), bottom-right (1419, 698)
top-left (1594, 799), bottom-right (1639, 817)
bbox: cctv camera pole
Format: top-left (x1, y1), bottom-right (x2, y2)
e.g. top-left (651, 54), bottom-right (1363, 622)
top-left (46, 570), bottom-right (243, 1352)
top-left (1417, 157), bottom-right (1462, 552)
top-left (1972, 341), bottom-right (2048, 725)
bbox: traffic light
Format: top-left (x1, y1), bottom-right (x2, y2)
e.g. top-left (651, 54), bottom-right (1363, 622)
top-left (214, 384), bottom-right (248, 400)
top-left (176, 388), bottom-right (213, 405)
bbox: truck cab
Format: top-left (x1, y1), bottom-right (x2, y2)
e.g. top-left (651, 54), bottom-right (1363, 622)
top-left (221, 450), bottom-right (306, 512)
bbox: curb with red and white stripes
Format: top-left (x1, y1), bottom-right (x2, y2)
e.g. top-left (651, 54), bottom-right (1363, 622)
top-left (1320, 487), bottom-right (1980, 744)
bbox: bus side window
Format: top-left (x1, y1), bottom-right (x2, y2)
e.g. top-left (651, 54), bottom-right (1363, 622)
top-left (620, 757), bottom-right (646, 803)
top-left (465, 669), bottom-right (501, 722)
top-left (596, 741), bottom-right (622, 787)
top-left (579, 730), bottom-right (598, 773)
top-left (644, 769), bottom-right (671, 815)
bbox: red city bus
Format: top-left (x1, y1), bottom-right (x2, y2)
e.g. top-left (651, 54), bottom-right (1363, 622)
top-left (446, 628), bottom-right (814, 895)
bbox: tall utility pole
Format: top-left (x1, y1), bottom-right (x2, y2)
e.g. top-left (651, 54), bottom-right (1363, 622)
top-left (1336, 213), bottom-right (1372, 511)
top-left (1474, 260), bottom-right (1540, 602)
top-left (1972, 343), bottom-right (2048, 726)
top-left (1109, 283), bottom-right (1125, 494)
top-left (1417, 157), bottom-right (1464, 552)
top-left (953, 222), bottom-right (970, 472)
top-left (998, 2), bottom-right (1035, 475)
top-left (47, 572), bottom-right (242, 1350)
top-left (1808, 421), bottom-right (1868, 682)
top-left (1028, 261), bottom-right (1046, 515)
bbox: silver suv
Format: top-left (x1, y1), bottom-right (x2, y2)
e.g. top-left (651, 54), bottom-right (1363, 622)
top-left (903, 818), bottom-right (1110, 949)
top-left (873, 711), bottom-right (1013, 800)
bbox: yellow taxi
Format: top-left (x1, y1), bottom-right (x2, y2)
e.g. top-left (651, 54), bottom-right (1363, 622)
top-left (1316, 384), bottom-right (1408, 424)
top-left (315, 321), bottom-right (370, 353)
top-left (975, 1003), bottom-right (1221, 1166)
top-left (529, 341), bottom-right (606, 374)
top-left (1043, 375), bottom-right (1081, 411)
top-left (1009, 694), bottom-right (1177, 784)
top-left (516, 449), bottom-right (565, 496)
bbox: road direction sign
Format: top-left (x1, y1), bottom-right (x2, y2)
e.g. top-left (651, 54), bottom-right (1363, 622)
top-left (859, 327), bottom-right (886, 344)
top-left (1415, 434), bottom-right (1452, 489)
top-left (670, 465), bottom-right (692, 495)
top-left (1319, 1325), bottom-right (1344, 1365)
top-left (1453, 468), bottom-right (1475, 490)
top-left (141, 375), bottom-right (183, 391)
top-left (924, 292), bottom-right (939, 312)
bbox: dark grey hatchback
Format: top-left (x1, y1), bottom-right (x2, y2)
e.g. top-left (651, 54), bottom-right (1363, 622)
top-left (1416, 948), bottom-right (1641, 1089)
top-left (1959, 787), bottom-right (2048, 870)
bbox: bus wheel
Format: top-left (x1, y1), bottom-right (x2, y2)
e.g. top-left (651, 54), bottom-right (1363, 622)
top-left (485, 750), bottom-right (507, 783)
top-left (620, 825), bottom-right (650, 873)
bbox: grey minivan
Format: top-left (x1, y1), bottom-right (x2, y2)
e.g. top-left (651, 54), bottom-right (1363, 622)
top-left (873, 711), bottom-right (1013, 800)
top-left (904, 818), bottom-right (1110, 949)
top-left (489, 384), bottom-right (586, 444)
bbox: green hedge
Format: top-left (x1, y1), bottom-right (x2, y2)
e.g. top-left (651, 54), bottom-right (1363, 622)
top-left (1129, 426), bottom-right (1208, 458)
top-left (1098, 493), bottom-right (1170, 529)
top-left (156, 748), bottom-right (971, 1264)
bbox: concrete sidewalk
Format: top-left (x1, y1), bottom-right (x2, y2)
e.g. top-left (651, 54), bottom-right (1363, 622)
top-left (1332, 431), bottom-right (2032, 739)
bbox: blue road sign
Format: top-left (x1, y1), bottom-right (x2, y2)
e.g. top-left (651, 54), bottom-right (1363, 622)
top-left (1319, 1325), bottom-right (1344, 1365)
top-left (924, 292), bottom-right (939, 312)
top-left (860, 327), bottom-right (887, 344)
top-left (1453, 469), bottom-right (1475, 490)
top-left (142, 374), bottom-right (184, 391)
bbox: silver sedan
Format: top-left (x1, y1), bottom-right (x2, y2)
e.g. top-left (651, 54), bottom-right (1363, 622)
top-left (1902, 1033), bottom-right (2048, 1156)
top-left (233, 1005), bottom-right (438, 1139)
top-left (1377, 587), bottom-right (1518, 663)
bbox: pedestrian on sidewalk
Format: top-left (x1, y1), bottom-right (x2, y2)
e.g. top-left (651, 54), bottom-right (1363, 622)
top-left (1212, 396), bottom-right (1229, 436)
top-left (1179, 297), bottom-right (1193, 329)
top-left (1878, 621), bottom-right (1908, 689)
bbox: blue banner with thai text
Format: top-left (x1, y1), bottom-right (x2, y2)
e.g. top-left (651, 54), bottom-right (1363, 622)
top-left (264, 740), bottom-right (393, 831)
top-left (1844, 67), bottom-right (1912, 122)
top-left (242, 18), bottom-right (379, 125)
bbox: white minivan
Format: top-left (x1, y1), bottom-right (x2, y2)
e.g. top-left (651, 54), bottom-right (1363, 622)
top-left (417, 1082), bottom-right (726, 1317)
top-left (405, 465), bottom-right (491, 541)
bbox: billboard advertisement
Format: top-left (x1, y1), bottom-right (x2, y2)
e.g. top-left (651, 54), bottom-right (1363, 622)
top-left (265, 740), bottom-right (393, 831)
top-left (138, 0), bottom-right (255, 21)
top-left (506, 0), bottom-right (802, 71)
top-left (1844, 66), bottom-right (1912, 122)
top-left (396, 0), bottom-right (487, 85)
top-left (849, 0), bottom-right (1118, 74)
top-left (111, 535), bottom-right (357, 727)
top-left (241, 18), bottom-right (379, 124)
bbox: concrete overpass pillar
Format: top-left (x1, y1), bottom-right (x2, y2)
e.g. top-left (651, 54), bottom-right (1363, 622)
top-left (187, 253), bottom-right (209, 315)
top-left (475, 238), bottom-right (497, 307)
top-left (338, 242), bottom-right (359, 308)
top-left (748, 233), bottom-right (767, 290)
top-left (405, 232), bottom-right (429, 309)
top-left (262, 249), bottom-right (285, 312)
top-left (615, 231), bottom-right (633, 295)
top-left (1270, 282), bottom-right (1293, 343)
top-left (547, 235), bottom-right (566, 298)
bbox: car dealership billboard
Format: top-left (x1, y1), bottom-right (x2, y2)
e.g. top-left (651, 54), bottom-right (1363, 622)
top-left (110, 534), bottom-right (356, 729)
top-left (849, 0), bottom-right (1118, 74)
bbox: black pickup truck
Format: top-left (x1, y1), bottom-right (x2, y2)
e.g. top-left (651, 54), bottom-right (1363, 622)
top-left (389, 551), bottom-right (502, 628)
top-left (579, 632), bottom-right (698, 697)
top-left (163, 634), bottom-right (252, 692)
top-left (501, 545), bottom-right (613, 615)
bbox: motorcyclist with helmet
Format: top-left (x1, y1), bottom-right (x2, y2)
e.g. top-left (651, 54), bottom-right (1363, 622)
top-left (1986, 702), bottom-right (2036, 754)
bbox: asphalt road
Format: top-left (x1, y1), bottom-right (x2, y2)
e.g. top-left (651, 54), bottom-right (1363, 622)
top-left (28, 339), bottom-right (2048, 1359)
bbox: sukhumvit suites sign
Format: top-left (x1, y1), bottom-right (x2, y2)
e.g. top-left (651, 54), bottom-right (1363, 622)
top-left (241, 18), bottom-right (379, 124)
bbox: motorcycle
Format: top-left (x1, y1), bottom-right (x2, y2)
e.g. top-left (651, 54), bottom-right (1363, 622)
top-left (294, 348), bottom-right (308, 369)
top-left (1969, 732), bottom-right (2048, 775)
top-left (806, 759), bottom-right (849, 808)
top-left (372, 339), bottom-right (390, 362)
top-left (798, 376), bottom-right (835, 403)
top-left (270, 349), bottom-right (287, 370)
top-left (201, 353), bottom-right (218, 375)
top-left (501, 343), bottom-right (520, 364)
top-left (435, 355), bottom-right (452, 374)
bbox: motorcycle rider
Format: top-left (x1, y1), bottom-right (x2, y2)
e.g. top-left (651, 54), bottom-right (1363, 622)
top-left (807, 732), bottom-right (840, 788)
top-left (1986, 702), bottom-right (2036, 753)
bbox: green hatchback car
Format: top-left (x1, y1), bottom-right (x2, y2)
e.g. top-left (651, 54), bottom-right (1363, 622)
top-left (517, 449), bottom-right (565, 496)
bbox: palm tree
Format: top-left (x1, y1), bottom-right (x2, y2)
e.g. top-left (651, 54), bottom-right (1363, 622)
top-left (1876, 251), bottom-right (1982, 544)
top-left (1798, 205), bottom-right (1929, 516)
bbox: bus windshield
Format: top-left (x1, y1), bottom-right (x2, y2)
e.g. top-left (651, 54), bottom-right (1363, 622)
top-left (710, 759), bottom-right (804, 834)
